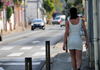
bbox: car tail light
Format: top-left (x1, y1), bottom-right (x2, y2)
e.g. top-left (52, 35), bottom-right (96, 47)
top-left (60, 21), bottom-right (62, 23)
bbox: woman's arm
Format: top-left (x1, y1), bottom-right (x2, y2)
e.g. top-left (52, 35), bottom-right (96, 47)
top-left (62, 21), bottom-right (69, 50)
top-left (82, 20), bottom-right (88, 48)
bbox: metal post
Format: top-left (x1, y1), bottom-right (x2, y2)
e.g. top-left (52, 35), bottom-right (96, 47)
top-left (92, 0), bottom-right (99, 70)
top-left (65, 0), bottom-right (68, 53)
top-left (85, 0), bottom-right (88, 22)
top-left (97, 0), bottom-right (100, 69)
top-left (24, 0), bottom-right (27, 28)
top-left (25, 57), bottom-right (32, 70)
top-left (66, 40), bottom-right (68, 52)
top-left (45, 41), bottom-right (50, 70)
top-left (88, 0), bottom-right (94, 68)
top-left (65, 0), bottom-right (68, 21)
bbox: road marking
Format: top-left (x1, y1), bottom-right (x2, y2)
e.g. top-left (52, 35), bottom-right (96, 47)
top-left (0, 62), bottom-right (40, 65)
top-left (7, 52), bottom-right (24, 57)
top-left (40, 47), bottom-right (45, 50)
top-left (32, 41), bottom-right (40, 43)
top-left (40, 57), bottom-right (45, 60)
top-left (32, 52), bottom-right (45, 56)
top-left (0, 67), bottom-right (4, 70)
top-left (0, 47), bottom-right (13, 50)
top-left (20, 47), bottom-right (33, 50)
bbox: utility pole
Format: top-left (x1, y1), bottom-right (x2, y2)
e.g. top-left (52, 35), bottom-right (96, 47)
top-left (65, 0), bottom-right (68, 21)
top-left (64, 0), bottom-right (68, 52)
top-left (24, 0), bottom-right (27, 28)
top-left (88, 0), bottom-right (94, 68)
top-left (92, 0), bottom-right (99, 70)
top-left (85, 0), bottom-right (87, 22)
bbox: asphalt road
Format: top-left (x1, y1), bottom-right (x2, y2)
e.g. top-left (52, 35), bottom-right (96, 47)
top-left (0, 25), bottom-right (65, 70)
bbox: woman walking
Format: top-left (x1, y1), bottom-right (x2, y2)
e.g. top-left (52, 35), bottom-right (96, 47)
top-left (62, 7), bottom-right (88, 70)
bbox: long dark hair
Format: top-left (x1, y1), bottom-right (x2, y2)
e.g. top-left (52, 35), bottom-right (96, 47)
top-left (70, 7), bottom-right (78, 19)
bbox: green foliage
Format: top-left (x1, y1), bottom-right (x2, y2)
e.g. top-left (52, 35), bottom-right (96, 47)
top-left (74, 0), bottom-right (83, 14)
top-left (67, 1), bottom-right (74, 16)
top-left (68, 1), bottom-right (74, 9)
top-left (0, 1), bottom-right (5, 11)
top-left (13, 0), bottom-right (22, 5)
top-left (54, 0), bottom-right (63, 12)
top-left (43, 0), bottom-right (55, 13)
top-left (7, 7), bottom-right (13, 20)
top-left (43, 0), bottom-right (55, 19)
top-left (74, 0), bottom-right (82, 6)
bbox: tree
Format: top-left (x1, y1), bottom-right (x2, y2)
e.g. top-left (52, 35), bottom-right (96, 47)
top-left (67, 1), bottom-right (74, 16)
top-left (74, 0), bottom-right (82, 6)
top-left (54, 0), bottom-right (63, 11)
top-left (74, 0), bottom-right (83, 14)
top-left (7, 7), bottom-right (13, 21)
top-left (43, 0), bottom-right (55, 19)
top-left (43, 0), bottom-right (55, 13)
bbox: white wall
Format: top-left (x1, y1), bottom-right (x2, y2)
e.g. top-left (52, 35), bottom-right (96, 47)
top-left (0, 11), bottom-right (3, 31)
top-left (10, 14), bottom-right (14, 29)
top-left (7, 14), bottom-right (14, 30)
top-left (26, 2), bottom-right (37, 19)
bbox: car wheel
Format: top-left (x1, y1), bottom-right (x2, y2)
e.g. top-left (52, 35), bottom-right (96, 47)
top-left (60, 25), bottom-right (62, 27)
top-left (42, 27), bottom-right (45, 30)
top-left (31, 26), bottom-right (34, 30)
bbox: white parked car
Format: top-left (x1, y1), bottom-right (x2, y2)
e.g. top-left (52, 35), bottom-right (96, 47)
top-left (60, 18), bottom-right (65, 27)
top-left (31, 19), bottom-right (45, 30)
top-left (60, 16), bottom-right (70, 27)
top-left (52, 15), bottom-right (65, 25)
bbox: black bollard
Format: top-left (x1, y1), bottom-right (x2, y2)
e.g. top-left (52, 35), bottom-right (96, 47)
top-left (0, 36), bottom-right (2, 41)
top-left (25, 57), bottom-right (32, 70)
top-left (45, 41), bottom-right (50, 70)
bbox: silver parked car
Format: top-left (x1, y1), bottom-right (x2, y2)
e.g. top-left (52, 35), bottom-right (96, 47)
top-left (31, 19), bottom-right (45, 30)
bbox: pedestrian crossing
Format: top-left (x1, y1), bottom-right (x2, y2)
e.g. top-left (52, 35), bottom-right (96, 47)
top-left (7, 52), bottom-right (24, 57)
top-left (0, 46), bottom-right (46, 70)
top-left (0, 46), bottom-right (46, 58)
top-left (0, 62), bottom-right (41, 65)
top-left (20, 47), bottom-right (33, 50)
top-left (0, 47), bottom-right (13, 50)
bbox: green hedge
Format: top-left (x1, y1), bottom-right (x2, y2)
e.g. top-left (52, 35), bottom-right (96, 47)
top-left (7, 7), bottom-right (13, 20)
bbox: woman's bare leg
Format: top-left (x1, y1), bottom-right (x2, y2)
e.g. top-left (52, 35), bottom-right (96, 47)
top-left (75, 50), bottom-right (82, 69)
top-left (69, 50), bottom-right (77, 70)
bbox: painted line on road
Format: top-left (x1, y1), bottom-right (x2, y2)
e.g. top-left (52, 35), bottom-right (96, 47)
top-left (0, 62), bottom-right (41, 65)
top-left (20, 47), bottom-right (33, 50)
top-left (32, 52), bottom-right (45, 56)
top-left (0, 47), bottom-right (13, 50)
top-left (32, 41), bottom-right (40, 43)
top-left (0, 67), bottom-right (4, 70)
top-left (40, 47), bottom-right (45, 50)
top-left (7, 52), bottom-right (24, 57)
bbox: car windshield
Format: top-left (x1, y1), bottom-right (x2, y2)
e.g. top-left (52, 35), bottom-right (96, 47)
top-left (55, 17), bottom-right (60, 20)
top-left (61, 18), bottom-right (65, 21)
top-left (33, 20), bottom-right (43, 22)
top-left (31, 19), bottom-right (34, 21)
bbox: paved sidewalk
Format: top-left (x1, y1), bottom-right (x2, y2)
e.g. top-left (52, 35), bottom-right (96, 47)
top-left (3, 25), bottom-right (31, 35)
top-left (42, 37), bottom-right (95, 70)
top-left (3, 24), bottom-right (49, 35)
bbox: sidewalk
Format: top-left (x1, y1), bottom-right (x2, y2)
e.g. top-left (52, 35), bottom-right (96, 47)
top-left (3, 24), bottom-right (49, 35)
top-left (42, 36), bottom-right (95, 70)
top-left (3, 25), bottom-right (31, 35)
